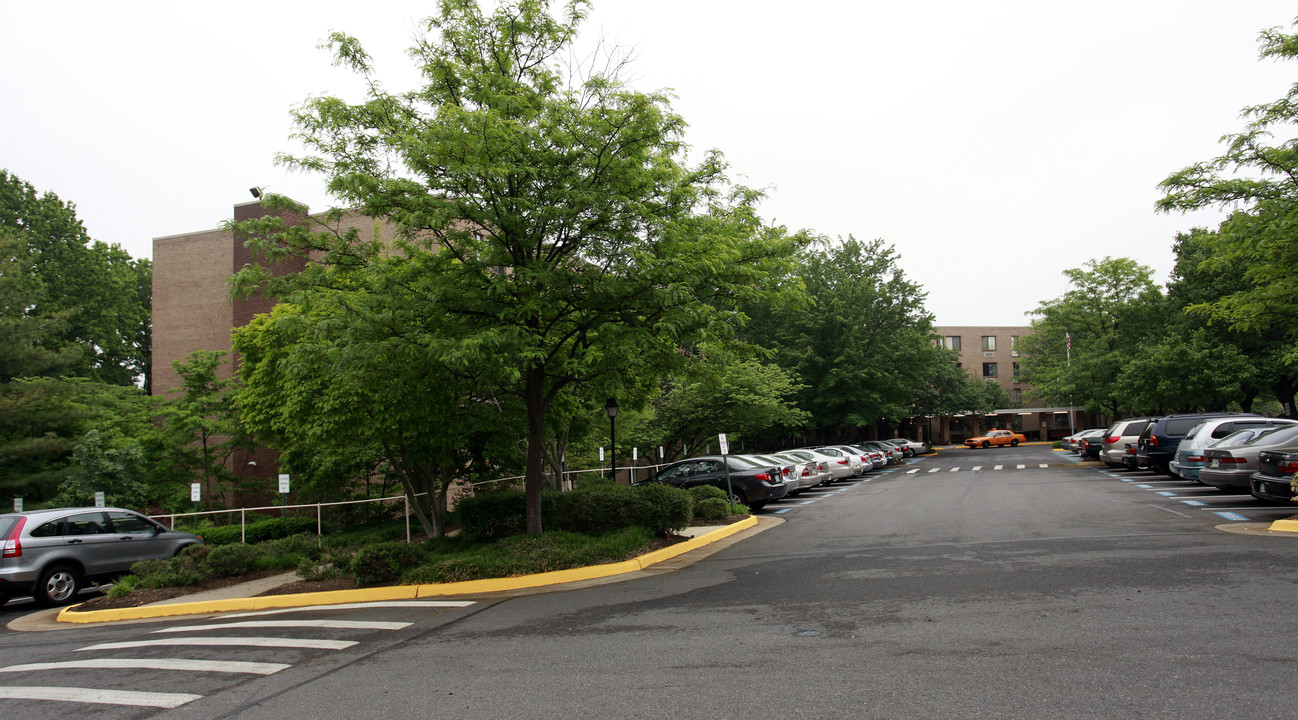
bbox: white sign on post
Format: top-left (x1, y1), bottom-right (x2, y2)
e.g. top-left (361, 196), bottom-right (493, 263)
top-left (633, 447), bottom-right (638, 461)
top-left (659, 446), bottom-right (664, 459)
top-left (13, 498), bottom-right (22, 513)
top-left (191, 483), bottom-right (202, 502)
top-left (278, 474), bottom-right (291, 494)
top-left (718, 433), bottom-right (729, 456)
top-left (599, 447), bottom-right (605, 462)
top-left (94, 491), bottom-right (105, 508)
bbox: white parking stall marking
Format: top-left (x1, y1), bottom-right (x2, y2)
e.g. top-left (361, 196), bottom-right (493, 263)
top-left (153, 619), bottom-right (410, 633)
top-left (1135, 484), bottom-right (1154, 489)
top-left (78, 637), bottom-right (356, 652)
top-left (1156, 491), bottom-right (1177, 497)
top-left (1214, 511), bottom-right (1251, 522)
top-left (1181, 500), bottom-right (1207, 506)
top-left (0, 658), bottom-right (290, 675)
top-left (222, 599), bottom-right (474, 619)
top-left (0, 686), bottom-right (201, 708)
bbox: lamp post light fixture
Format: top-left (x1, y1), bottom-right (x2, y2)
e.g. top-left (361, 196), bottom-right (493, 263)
top-left (605, 398), bottom-right (619, 483)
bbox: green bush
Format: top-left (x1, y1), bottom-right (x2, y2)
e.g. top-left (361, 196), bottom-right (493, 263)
top-left (129, 548), bottom-right (207, 589)
top-left (201, 517), bottom-right (317, 546)
top-left (455, 490), bottom-right (527, 541)
top-left (626, 483), bottom-right (692, 536)
top-left (694, 497), bottom-right (731, 521)
top-left (687, 485), bottom-right (728, 503)
top-left (202, 543), bottom-right (261, 578)
top-left (405, 528), bottom-right (654, 584)
top-left (348, 542), bottom-right (432, 587)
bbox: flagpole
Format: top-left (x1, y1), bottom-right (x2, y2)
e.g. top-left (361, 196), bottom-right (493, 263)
top-left (1066, 331), bottom-right (1074, 437)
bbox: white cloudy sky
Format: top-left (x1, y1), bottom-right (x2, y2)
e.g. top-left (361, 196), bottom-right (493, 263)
top-left (3, 1), bottom-right (1294, 325)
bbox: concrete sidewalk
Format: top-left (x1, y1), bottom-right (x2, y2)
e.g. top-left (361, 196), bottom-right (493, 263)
top-left (25, 517), bottom-right (773, 628)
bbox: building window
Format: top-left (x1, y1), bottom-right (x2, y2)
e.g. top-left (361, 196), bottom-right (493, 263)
top-left (1010, 335), bottom-right (1019, 357)
top-left (942, 336), bottom-right (961, 351)
top-left (983, 362), bottom-right (998, 377)
top-left (1012, 362), bottom-right (1020, 377)
top-left (1012, 388), bottom-right (1022, 404)
top-left (982, 335), bottom-right (996, 351)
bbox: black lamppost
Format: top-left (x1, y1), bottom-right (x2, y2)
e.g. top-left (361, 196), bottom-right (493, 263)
top-left (605, 398), bottom-right (619, 483)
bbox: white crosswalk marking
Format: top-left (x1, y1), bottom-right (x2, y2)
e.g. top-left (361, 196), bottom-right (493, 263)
top-left (906, 469), bottom-right (919, 474)
top-left (1017, 464), bottom-right (1026, 469)
top-left (78, 637), bottom-right (356, 651)
top-left (222, 599), bottom-right (473, 619)
top-left (949, 467), bottom-right (960, 472)
top-left (994, 465), bottom-right (1003, 470)
top-left (153, 619), bottom-right (410, 633)
top-left (0, 686), bottom-right (201, 708)
top-left (1039, 464), bottom-right (1049, 468)
top-left (972, 466), bottom-right (982, 471)
top-left (0, 659), bottom-right (289, 675)
top-left (928, 468), bottom-right (940, 473)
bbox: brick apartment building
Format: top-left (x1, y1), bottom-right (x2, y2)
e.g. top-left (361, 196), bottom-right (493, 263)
top-left (928, 325), bottom-right (1087, 444)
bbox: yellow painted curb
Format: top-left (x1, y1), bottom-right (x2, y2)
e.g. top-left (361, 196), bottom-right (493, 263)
top-left (56, 516), bottom-right (760, 624)
top-left (1269, 519), bottom-right (1298, 533)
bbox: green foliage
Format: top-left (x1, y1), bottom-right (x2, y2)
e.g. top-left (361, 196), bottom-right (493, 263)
top-left (231, 0), bottom-right (802, 536)
top-left (456, 483), bottom-right (693, 541)
top-left (687, 484), bottom-right (728, 503)
top-left (347, 542), bottom-right (433, 587)
top-left (740, 237), bottom-right (938, 436)
top-left (1157, 21), bottom-right (1298, 371)
top-left (129, 551), bottom-right (207, 589)
top-left (202, 543), bottom-right (262, 577)
top-left (405, 528), bottom-right (655, 584)
top-left (200, 517), bottom-right (317, 546)
top-left (693, 497), bottom-right (732, 521)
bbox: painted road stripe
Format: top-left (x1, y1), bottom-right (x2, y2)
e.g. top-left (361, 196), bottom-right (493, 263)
top-left (223, 600), bottom-right (475, 619)
top-left (0, 686), bottom-right (201, 708)
top-left (154, 619), bottom-right (410, 633)
top-left (928, 468), bottom-right (940, 473)
top-left (906, 469), bottom-right (919, 474)
top-left (1016, 464), bottom-right (1025, 469)
top-left (1156, 491), bottom-right (1177, 497)
top-left (772, 508), bottom-right (793, 514)
top-left (0, 658), bottom-right (289, 675)
top-left (950, 467), bottom-right (960, 472)
top-left (1121, 478), bottom-right (1135, 482)
top-left (972, 466), bottom-right (982, 471)
top-left (1135, 484), bottom-right (1153, 489)
top-left (78, 637), bottom-right (356, 652)
top-left (1213, 511), bottom-right (1251, 522)
top-left (1181, 500), bottom-right (1207, 506)
top-left (994, 465), bottom-right (1003, 470)
top-left (1039, 464), bottom-right (1049, 468)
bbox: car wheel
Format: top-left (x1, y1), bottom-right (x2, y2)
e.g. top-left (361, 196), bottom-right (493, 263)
top-left (727, 490), bottom-right (747, 507)
top-left (34, 564), bottom-right (83, 607)
top-left (1010, 439), bottom-right (1019, 447)
top-left (982, 441), bottom-right (991, 448)
top-left (905, 449), bottom-right (915, 458)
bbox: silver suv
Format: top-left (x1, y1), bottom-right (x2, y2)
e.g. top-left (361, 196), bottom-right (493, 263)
top-left (0, 507), bottom-right (202, 607)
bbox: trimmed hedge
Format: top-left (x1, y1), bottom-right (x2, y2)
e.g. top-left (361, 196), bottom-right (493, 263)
top-left (456, 483), bottom-right (693, 541)
top-left (201, 517), bottom-right (317, 546)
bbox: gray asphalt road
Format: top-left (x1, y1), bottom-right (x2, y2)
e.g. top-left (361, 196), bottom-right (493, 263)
top-left (6, 447), bottom-right (1298, 719)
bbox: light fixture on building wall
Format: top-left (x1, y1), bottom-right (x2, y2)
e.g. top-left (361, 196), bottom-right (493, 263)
top-left (250, 187), bottom-right (264, 199)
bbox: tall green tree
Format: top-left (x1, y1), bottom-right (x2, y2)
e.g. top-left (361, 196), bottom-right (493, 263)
top-left (0, 170), bottom-right (151, 386)
top-left (231, 0), bottom-right (801, 534)
top-left (158, 352), bottom-right (251, 509)
top-left (741, 237), bottom-right (937, 439)
top-left (1019, 257), bottom-right (1165, 417)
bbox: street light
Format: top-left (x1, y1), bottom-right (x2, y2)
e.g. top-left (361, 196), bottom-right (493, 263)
top-left (605, 398), bottom-right (619, 483)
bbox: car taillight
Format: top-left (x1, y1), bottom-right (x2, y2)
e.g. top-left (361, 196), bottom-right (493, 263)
top-left (755, 472), bottom-right (772, 482)
top-left (1106, 436), bottom-right (1119, 444)
top-left (1278, 460), bottom-right (1298, 474)
top-left (1187, 455), bottom-right (1204, 463)
top-left (781, 467), bottom-right (790, 476)
top-left (836, 459), bottom-right (847, 465)
top-left (1149, 437), bottom-right (1158, 445)
top-left (1125, 446), bottom-right (1135, 455)
top-left (801, 467), bottom-right (811, 476)
top-left (2, 517), bottom-right (25, 558)
top-left (1219, 457), bottom-right (1246, 464)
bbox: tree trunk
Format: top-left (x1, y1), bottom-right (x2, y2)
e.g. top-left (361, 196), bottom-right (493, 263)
top-left (523, 365), bottom-right (547, 535)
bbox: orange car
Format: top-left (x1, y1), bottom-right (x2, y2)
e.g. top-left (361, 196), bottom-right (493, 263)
top-left (964, 429), bottom-right (1027, 449)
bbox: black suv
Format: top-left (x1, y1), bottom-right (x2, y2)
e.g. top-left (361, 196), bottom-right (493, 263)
top-left (1137, 412), bottom-right (1260, 475)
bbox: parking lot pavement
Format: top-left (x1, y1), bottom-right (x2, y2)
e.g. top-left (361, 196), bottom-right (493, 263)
top-left (1088, 463), bottom-right (1298, 529)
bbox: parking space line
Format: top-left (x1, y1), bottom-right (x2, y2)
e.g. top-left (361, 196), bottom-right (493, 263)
top-left (1156, 491), bottom-right (1177, 497)
top-left (78, 637), bottom-right (357, 651)
top-left (0, 659), bottom-right (290, 675)
top-left (1135, 484), bottom-right (1154, 489)
top-left (1181, 500), bottom-right (1207, 506)
top-left (153, 619), bottom-right (411, 633)
top-left (1213, 511), bottom-right (1252, 522)
top-left (0, 686), bottom-right (201, 708)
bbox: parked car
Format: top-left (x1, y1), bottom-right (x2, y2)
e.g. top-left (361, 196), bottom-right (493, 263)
top-left (1063, 428), bottom-right (1106, 453)
top-left (0, 507), bottom-right (203, 607)
top-left (772, 452), bottom-right (831, 489)
top-left (639, 455), bottom-right (788, 510)
top-left (1101, 417), bottom-right (1158, 468)
top-left (1249, 449), bottom-right (1298, 503)
top-left (820, 445), bottom-right (871, 475)
top-left (887, 438), bottom-right (931, 457)
top-left (964, 429), bottom-right (1027, 449)
top-left (1200, 425), bottom-right (1298, 491)
top-left (1078, 434), bottom-right (1106, 460)
top-left (841, 444), bottom-right (885, 471)
top-left (1138, 412), bottom-right (1263, 476)
top-left (812, 446), bottom-right (865, 477)
top-left (786, 448), bottom-right (856, 482)
top-left (1169, 416), bottom-right (1295, 480)
top-left (861, 440), bottom-right (904, 464)
top-left (741, 454), bottom-right (804, 495)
